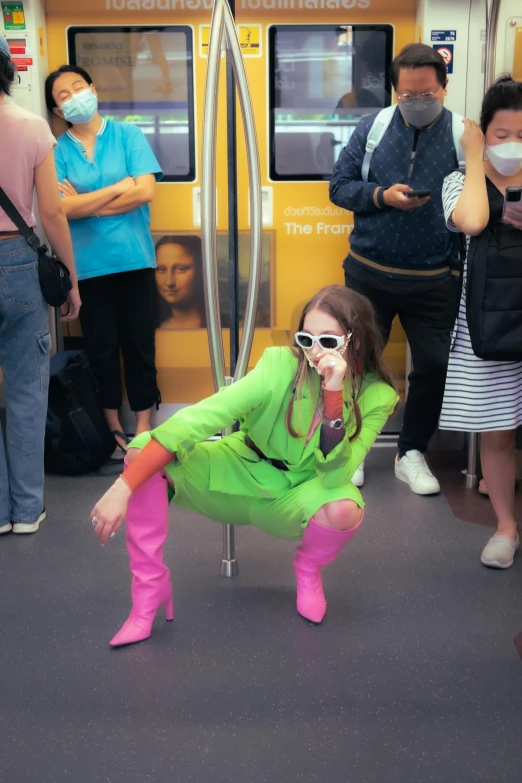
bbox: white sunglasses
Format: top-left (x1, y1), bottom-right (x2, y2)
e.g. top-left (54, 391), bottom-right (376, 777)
top-left (295, 331), bottom-right (351, 351)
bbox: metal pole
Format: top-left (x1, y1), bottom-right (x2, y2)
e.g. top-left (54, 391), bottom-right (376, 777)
top-left (226, 1), bottom-right (240, 374)
top-left (222, 0), bottom-right (240, 577)
top-left (48, 307), bottom-right (61, 356)
top-left (201, 0), bottom-right (262, 383)
top-left (405, 341), bottom-right (412, 401)
top-left (221, 375), bottom-right (238, 577)
top-left (485, 0), bottom-right (500, 91)
top-left (220, 0), bottom-right (263, 572)
top-left (201, 2), bottom-right (236, 575)
top-left (201, 0), bottom-right (226, 393)
top-left (464, 0), bottom-right (500, 489)
top-left (202, 0), bottom-right (263, 577)
top-left (223, 4), bottom-right (263, 383)
top-left (221, 524), bottom-right (237, 577)
top-left (465, 432), bottom-right (479, 489)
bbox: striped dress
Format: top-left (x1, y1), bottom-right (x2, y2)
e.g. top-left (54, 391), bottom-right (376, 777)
top-left (439, 170), bottom-right (522, 432)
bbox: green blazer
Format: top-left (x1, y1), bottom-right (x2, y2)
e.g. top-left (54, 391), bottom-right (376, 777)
top-left (150, 347), bottom-right (398, 496)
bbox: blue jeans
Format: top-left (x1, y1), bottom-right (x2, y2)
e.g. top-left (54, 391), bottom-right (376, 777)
top-left (0, 237), bottom-right (51, 525)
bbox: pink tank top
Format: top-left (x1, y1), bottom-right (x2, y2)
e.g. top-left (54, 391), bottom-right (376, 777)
top-left (0, 100), bottom-right (56, 231)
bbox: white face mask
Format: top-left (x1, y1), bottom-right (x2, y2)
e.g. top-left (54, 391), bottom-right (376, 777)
top-left (486, 141), bottom-right (522, 177)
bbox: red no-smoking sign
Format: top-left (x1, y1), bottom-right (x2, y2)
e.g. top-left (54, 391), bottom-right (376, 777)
top-left (433, 44), bottom-right (454, 74)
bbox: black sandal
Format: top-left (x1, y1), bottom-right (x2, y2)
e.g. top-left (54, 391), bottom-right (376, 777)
top-left (110, 430), bottom-right (130, 461)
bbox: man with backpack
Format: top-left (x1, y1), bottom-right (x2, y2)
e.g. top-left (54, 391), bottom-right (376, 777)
top-left (329, 43), bottom-right (463, 495)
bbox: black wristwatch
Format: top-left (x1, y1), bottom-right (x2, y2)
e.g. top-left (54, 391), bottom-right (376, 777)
top-left (324, 418), bottom-right (344, 430)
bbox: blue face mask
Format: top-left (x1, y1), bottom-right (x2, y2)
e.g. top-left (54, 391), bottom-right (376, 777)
top-left (60, 88), bottom-right (98, 125)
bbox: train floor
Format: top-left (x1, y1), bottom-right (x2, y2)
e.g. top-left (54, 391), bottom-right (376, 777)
top-left (1, 448), bottom-right (522, 783)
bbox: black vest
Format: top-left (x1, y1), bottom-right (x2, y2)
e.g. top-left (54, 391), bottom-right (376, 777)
top-left (466, 178), bottom-right (522, 361)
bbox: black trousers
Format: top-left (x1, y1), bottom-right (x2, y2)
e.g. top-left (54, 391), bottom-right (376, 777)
top-left (78, 268), bottom-right (159, 412)
top-left (345, 273), bottom-right (459, 455)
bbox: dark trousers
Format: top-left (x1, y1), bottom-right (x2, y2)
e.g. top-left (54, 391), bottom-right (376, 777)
top-left (78, 268), bottom-right (159, 412)
top-left (345, 273), bottom-right (459, 455)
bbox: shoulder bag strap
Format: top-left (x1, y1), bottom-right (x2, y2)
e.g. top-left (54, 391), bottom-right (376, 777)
top-left (0, 186), bottom-right (44, 251)
top-left (361, 105), bottom-right (397, 183)
top-left (56, 369), bottom-right (107, 456)
top-left (450, 112), bottom-right (466, 169)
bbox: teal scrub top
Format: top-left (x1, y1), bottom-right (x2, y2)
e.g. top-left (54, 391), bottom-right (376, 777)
top-left (54, 119), bottom-right (163, 281)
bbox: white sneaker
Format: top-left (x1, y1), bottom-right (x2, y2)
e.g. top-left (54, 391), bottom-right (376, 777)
top-left (12, 509), bottom-right (47, 535)
top-left (480, 533), bottom-right (519, 569)
top-left (352, 461), bottom-right (365, 488)
top-left (0, 521), bottom-right (12, 535)
top-left (395, 450), bottom-right (440, 495)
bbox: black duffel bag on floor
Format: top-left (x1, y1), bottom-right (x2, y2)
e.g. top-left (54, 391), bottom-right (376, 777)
top-left (45, 352), bottom-right (116, 475)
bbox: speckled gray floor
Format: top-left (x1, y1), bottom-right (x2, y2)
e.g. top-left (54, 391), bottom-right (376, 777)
top-left (1, 448), bottom-right (521, 783)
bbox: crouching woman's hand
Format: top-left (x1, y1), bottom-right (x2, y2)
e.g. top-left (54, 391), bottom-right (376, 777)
top-left (90, 478), bottom-right (133, 545)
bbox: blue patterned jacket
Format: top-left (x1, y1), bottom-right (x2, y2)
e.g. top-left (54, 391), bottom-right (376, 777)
top-left (329, 107), bottom-right (461, 280)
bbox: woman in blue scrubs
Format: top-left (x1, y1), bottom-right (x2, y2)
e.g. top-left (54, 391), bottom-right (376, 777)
top-left (45, 65), bottom-right (163, 457)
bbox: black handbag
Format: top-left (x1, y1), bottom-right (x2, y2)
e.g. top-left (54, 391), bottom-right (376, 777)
top-left (0, 186), bottom-right (72, 307)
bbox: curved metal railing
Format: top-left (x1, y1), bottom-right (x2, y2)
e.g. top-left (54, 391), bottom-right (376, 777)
top-left (201, 0), bottom-right (262, 573)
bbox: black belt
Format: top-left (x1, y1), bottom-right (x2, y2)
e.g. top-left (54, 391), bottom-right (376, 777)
top-left (0, 231), bottom-right (21, 237)
top-left (244, 434), bottom-right (288, 471)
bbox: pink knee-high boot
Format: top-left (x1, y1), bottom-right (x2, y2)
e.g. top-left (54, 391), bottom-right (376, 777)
top-left (293, 516), bottom-right (362, 624)
top-left (110, 468), bottom-right (173, 648)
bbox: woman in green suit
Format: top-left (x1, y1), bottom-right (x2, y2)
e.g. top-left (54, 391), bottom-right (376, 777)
top-left (91, 285), bottom-right (398, 646)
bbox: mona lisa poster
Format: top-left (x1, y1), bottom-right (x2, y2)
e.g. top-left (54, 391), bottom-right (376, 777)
top-left (153, 231), bottom-right (274, 330)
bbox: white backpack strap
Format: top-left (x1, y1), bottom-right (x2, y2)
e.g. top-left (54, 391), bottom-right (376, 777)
top-left (451, 112), bottom-right (465, 169)
top-left (361, 105), bottom-right (397, 183)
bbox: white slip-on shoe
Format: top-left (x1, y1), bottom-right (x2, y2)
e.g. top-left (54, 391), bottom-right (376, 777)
top-left (480, 533), bottom-right (519, 569)
top-left (352, 461), bottom-right (365, 488)
top-left (0, 521), bottom-right (13, 535)
top-left (395, 450), bottom-right (440, 495)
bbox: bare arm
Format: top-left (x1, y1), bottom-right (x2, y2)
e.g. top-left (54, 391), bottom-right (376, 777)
top-left (97, 174), bottom-right (156, 216)
top-left (59, 176), bottom-right (135, 220)
top-left (35, 151), bottom-right (77, 285)
top-left (451, 119), bottom-right (490, 236)
top-left (34, 150), bottom-right (81, 320)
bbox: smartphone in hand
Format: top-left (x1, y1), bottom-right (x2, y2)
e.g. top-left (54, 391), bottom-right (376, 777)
top-left (502, 186), bottom-right (522, 229)
top-left (405, 189), bottom-right (431, 199)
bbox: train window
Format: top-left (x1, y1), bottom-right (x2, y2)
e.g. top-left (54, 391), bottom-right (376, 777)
top-left (67, 26), bottom-right (195, 183)
top-left (269, 24), bottom-right (393, 181)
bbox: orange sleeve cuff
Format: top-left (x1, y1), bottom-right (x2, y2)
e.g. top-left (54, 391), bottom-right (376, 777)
top-left (323, 388), bottom-right (344, 421)
top-left (121, 439), bottom-right (174, 493)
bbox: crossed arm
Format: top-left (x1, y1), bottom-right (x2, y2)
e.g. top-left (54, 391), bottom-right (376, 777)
top-left (58, 174), bottom-right (156, 219)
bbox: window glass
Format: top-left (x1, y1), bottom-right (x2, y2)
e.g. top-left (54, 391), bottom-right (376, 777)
top-left (68, 26), bottom-right (195, 182)
top-left (269, 24), bottom-right (393, 181)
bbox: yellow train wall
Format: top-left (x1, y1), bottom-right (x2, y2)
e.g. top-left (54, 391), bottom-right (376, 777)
top-left (44, 0), bottom-right (416, 403)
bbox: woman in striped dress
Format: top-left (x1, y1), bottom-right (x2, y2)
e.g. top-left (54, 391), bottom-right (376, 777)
top-left (439, 76), bottom-right (522, 569)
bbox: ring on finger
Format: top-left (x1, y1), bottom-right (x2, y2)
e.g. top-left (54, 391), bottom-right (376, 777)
top-left (91, 516), bottom-right (97, 527)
